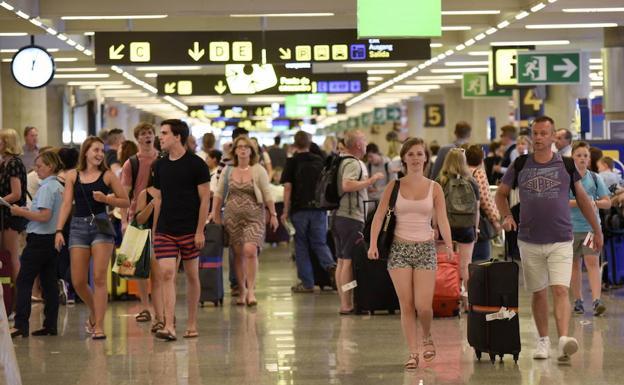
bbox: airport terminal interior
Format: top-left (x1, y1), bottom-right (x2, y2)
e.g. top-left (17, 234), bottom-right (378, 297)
top-left (1, 0), bottom-right (624, 384)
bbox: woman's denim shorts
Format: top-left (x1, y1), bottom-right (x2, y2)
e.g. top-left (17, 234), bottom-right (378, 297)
top-left (68, 213), bottom-right (115, 249)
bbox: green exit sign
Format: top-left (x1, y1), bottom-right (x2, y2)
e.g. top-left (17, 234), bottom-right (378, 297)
top-left (357, 0), bottom-right (441, 38)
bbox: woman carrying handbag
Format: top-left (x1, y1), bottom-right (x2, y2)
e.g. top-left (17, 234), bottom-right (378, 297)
top-left (54, 137), bottom-right (129, 340)
top-left (367, 137), bottom-right (453, 370)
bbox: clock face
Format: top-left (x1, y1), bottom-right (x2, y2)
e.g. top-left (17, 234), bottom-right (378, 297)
top-left (11, 46), bottom-right (55, 89)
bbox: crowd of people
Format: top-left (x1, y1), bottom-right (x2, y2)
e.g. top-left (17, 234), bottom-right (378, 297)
top-left (3, 115), bottom-right (618, 370)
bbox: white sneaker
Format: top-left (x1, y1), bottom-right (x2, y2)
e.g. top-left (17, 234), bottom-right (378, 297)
top-left (558, 336), bottom-right (578, 363)
top-left (533, 336), bottom-right (551, 359)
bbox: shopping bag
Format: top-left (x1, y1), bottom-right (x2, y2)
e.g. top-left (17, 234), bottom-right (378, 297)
top-left (113, 223), bottom-right (151, 278)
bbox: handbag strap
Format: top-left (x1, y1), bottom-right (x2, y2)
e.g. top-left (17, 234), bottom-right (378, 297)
top-left (388, 180), bottom-right (401, 211)
top-left (76, 172), bottom-right (97, 219)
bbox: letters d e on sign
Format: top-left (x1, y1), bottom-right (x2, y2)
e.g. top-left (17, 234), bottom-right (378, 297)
top-left (357, 0), bottom-right (441, 38)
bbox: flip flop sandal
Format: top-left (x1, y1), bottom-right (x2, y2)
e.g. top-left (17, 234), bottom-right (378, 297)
top-left (135, 310), bottom-right (152, 323)
top-left (404, 353), bottom-right (419, 370)
top-left (151, 321), bottom-right (165, 334)
top-left (85, 319), bottom-right (95, 334)
top-left (339, 309), bottom-right (355, 315)
top-left (92, 332), bottom-right (107, 340)
top-left (183, 330), bottom-right (199, 339)
top-left (155, 330), bottom-right (177, 342)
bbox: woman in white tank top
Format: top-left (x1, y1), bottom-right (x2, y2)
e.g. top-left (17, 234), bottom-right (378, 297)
top-left (367, 138), bottom-right (453, 370)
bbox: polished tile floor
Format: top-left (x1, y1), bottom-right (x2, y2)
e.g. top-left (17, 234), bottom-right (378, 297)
top-left (4, 246), bottom-right (624, 385)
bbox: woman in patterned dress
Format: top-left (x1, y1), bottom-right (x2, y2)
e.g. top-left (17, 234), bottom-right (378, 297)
top-left (212, 136), bottom-right (278, 306)
top-left (0, 129), bottom-right (28, 288)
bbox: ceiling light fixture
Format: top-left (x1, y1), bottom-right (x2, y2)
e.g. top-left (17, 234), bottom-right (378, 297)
top-left (144, 73), bottom-right (158, 78)
top-left (562, 8), bottom-right (624, 13)
top-left (54, 58), bottom-right (79, 62)
top-left (490, 40), bottom-right (570, 46)
top-left (531, 3), bottom-right (546, 12)
top-left (431, 67), bottom-right (489, 73)
top-left (468, 51), bottom-right (490, 56)
top-left (525, 23), bottom-right (618, 29)
top-left (367, 76), bottom-right (384, 81)
top-left (66, 81), bottom-right (125, 86)
top-left (15, 10), bottom-right (29, 19)
top-left (56, 67), bottom-right (98, 72)
top-left (515, 11), bottom-right (530, 20)
top-left (430, 43), bottom-right (443, 48)
top-left (497, 20), bottom-right (510, 29)
top-left (589, 58), bottom-right (602, 64)
top-left (84, 31), bottom-right (95, 36)
top-left (0, 32), bottom-right (27, 36)
top-left (54, 73), bottom-right (111, 79)
top-left (230, 12), bottom-right (334, 17)
top-left (0, 2), bottom-right (14, 11)
top-left (367, 69), bottom-right (397, 74)
top-left (445, 61), bottom-right (489, 66)
top-left (442, 10), bottom-right (500, 15)
top-left (441, 26), bottom-right (472, 31)
top-left (61, 14), bottom-right (168, 20)
top-left (135, 66), bottom-right (201, 71)
top-left (343, 62), bottom-right (408, 68)
top-left (405, 80), bottom-right (456, 85)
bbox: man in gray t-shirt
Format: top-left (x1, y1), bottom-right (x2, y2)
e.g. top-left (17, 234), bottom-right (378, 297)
top-left (495, 116), bottom-right (603, 364)
top-left (332, 130), bottom-right (384, 314)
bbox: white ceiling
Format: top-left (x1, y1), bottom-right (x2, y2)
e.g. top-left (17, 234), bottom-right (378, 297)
top-left (0, 0), bottom-right (619, 119)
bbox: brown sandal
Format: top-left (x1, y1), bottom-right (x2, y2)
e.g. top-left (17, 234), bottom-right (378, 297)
top-left (405, 353), bottom-right (419, 370)
top-left (135, 310), bottom-right (151, 323)
top-left (151, 321), bottom-right (165, 334)
top-left (423, 335), bottom-right (436, 362)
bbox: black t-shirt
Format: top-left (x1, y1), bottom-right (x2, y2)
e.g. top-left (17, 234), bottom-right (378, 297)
top-left (153, 151), bottom-right (210, 235)
top-left (280, 152), bottom-right (324, 212)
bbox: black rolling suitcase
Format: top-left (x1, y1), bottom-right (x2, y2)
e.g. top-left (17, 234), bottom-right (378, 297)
top-left (352, 237), bottom-right (399, 315)
top-left (199, 224), bottom-right (225, 306)
top-left (467, 259), bottom-right (521, 363)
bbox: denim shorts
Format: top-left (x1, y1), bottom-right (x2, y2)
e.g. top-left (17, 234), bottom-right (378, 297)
top-left (68, 213), bottom-right (115, 249)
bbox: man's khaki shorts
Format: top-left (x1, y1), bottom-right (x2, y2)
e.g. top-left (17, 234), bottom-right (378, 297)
top-left (518, 240), bottom-right (573, 293)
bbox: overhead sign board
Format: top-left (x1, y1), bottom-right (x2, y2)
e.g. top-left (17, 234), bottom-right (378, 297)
top-left (357, 0), bottom-right (441, 38)
top-left (264, 29), bottom-right (430, 63)
top-left (517, 52), bottom-right (581, 85)
top-left (188, 105), bottom-right (279, 120)
top-left (424, 104), bottom-right (444, 127)
top-left (488, 46), bottom-right (533, 89)
top-left (96, 30), bottom-right (430, 65)
top-left (95, 31), bottom-right (260, 65)
top-left (157, 67), bottom-right (367, 96)
top-left (462, 73), bottom-right (513, 99)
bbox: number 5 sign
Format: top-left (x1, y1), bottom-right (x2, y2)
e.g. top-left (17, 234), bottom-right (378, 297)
top-left (425, 104), bottom-right (445, 127)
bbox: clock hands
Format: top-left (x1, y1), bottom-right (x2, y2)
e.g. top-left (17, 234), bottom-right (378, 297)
top-left (31, 59), bottom-right (36, 70)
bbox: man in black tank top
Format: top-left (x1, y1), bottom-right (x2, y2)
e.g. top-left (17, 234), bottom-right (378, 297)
top-left (151, 119), bottom-right (210, 341)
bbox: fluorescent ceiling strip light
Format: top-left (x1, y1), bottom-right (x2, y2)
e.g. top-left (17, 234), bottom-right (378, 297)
top-left (497, 20), bottom-right (510, 29)
top-left (46, 27), bottom-right (57, 35)
top-left (468, 51), bottom-right (490, 56)
top-left (431, 67), bottom-right (489, 73)
top-left (0, 2), bottom-right (14, 11)
top-left (367, 69), bottom-right (397, 74)
top-left (590, 81), bottom-right (603, 86)
top-left (56, 67), bottom-right (98, 72)
top-left (367, 76), bottom-right (384, 81)
top-left (563, 8), bottom-right (624, 13)
top-left (445, 61), bottom-right (489, 66)
top-left (75, 45), bottom-right (85, 51)
top-left (135, 66), bottom-right (201, 71)
top-left (589, 65), bottom-right (602, 70)
top-left (445, 49), bottom-right (454, 56)
top-left (66, 39), bottom-right (77, 47)
top-left (54, 58), bottom-right (79, 62)
top-left (54, 74), bottom-right (110, 79)
top-left (0, 32), bottom-right (27, 36)
top-left (343, 62), bottom-right (408, 68)
top-left (515, 11), bottom-right (530, 20)
top-left (393, 85), bottom-right (440, 90)
top-left (525, 23), bottom-right (618, 29)
top-left (66, 81), bottom-right (124, 85)
top-left (405, 80), bottom-right (456, 84)
top-left (531, 3), bottom-right (546, 12)
top-left (144, 73), bottom-right (158, 78)
top-left (430, 43), bottom-right (443, 48)
top-left (230, 13), bottom-right (334, 17)
top-left (29, 18), bottom-right (43, 27)
top-left (474, 33), bottom-right (486, 41)
top-left (441, 26), bottom-right (471, 31)
top-left (455, 44), bottom-right (466, 51)
top-left (465, 39), bottom-right (476, 47)
top-left (485, 27), bottom-right (497, 35)
top-left (442, 10), bottom-right (500, 15)
top-left (84, 31), bottom-right (95, 36)
top-left (83, 49), bottom-right (92, 56)
top-left (15, 10), bottom-right (29, 19)
top-left (61, 14), bottom-right (168, 20)
top-left (416, 74), bottom-right (471, 80)
top-left (57, 34), bottom-right (68, 41)
top-left (490, 40), bottom-right (570, 46)
top-left (590, 58), bottom-right (602, 64)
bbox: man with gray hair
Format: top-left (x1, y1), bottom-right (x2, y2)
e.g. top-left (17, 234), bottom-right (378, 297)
top-left (555, 128), bottom-right (573, 157)
top-left (332, 130), bottom-right (384, 314)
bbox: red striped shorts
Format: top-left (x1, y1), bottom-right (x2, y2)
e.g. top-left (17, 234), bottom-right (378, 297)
top-left (154, 233), bottom-right (199, 261)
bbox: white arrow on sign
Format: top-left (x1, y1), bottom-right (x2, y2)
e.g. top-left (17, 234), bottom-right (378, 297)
top-left (553, 58), bottom-right (577, 78)
top-left (214, 80), bottom-right (227, 95)
top-left (164, 82), bottom-right (176, 94)
top-left (109, 44), bottom-right (125, 60)
top-left (188, 42), bottom-right (205, 61)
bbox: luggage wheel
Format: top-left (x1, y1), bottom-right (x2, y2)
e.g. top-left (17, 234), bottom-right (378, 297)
top-left (513, 353), bottom-right (519, 363)
top-left (199, 301), bottom-right (205, 307)
top-left (475, 350), bottom-right (482, 361)
top-left (489, 353), bottom-right (496, 364)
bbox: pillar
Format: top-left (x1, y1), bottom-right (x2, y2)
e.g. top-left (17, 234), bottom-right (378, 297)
top-left (603, 27), bottom-right (624, 121)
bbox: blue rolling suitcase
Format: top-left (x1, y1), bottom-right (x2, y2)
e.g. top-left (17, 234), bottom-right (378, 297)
top-left (199, 223), bottom-right (225, 306)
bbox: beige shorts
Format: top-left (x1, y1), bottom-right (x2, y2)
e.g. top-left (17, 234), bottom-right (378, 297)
top-left (518, 240), bottom-right (573, 292)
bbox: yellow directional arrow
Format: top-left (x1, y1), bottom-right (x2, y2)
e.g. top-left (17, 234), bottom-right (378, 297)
top-left (164, 82), bottom-right (176, 94)
top-left (279, 47), bottom-right (292, 60)
top-left (109, 44), bottom-right (125, 60)
top-left (188, 42), bottom-right (205, 62)
top-left (214, 80), bottom-right (227, 94)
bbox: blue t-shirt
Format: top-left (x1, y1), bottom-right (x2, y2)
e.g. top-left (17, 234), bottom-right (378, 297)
top-left (27, 176), bottom-right (64, 235)
top-left (501, 153), bottom-right (581, 244)
top-left (570, 171), bottom-right (609, 233)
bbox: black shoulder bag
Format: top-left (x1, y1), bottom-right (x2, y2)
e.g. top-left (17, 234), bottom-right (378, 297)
top-left (77, 172), bottom-right (116, 236)
top-left (377, 180), bottom-right (401, 260)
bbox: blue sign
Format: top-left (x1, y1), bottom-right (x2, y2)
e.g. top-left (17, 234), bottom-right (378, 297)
top-left (350, 44), bottom-right (367, 60)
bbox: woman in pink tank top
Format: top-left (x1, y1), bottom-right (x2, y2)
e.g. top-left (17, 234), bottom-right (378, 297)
top-left (367, 138), bottom-right (453, 370)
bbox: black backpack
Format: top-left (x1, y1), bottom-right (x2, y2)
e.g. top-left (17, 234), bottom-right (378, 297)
top-left (315, 155), bottom-right (360, 210)
top-left (512, 154), bottom-right (577, 196)
top-left (292, 153), bottom-right (325, 210)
